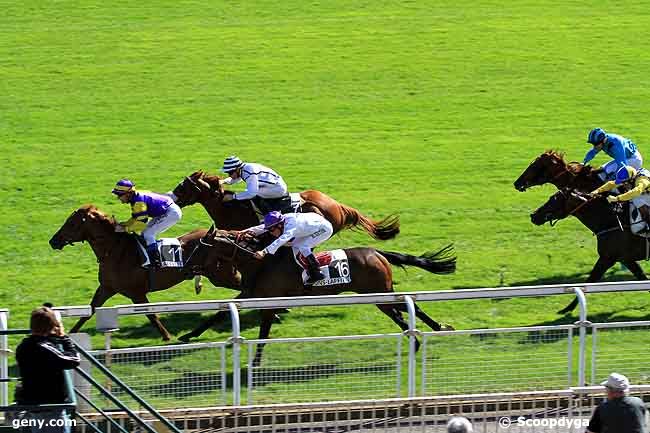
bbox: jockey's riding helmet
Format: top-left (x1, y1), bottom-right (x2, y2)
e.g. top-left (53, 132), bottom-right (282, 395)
top-left (615, 165), bottom-right (637, 185)
top-left (587, 128), bottom-right (607, 145)
top-left (222, 156), bottom-right (244, 173)
top-left (112, 179), bottom-right (135, 195)
top-left (264, 211), bottom-right (285, 229)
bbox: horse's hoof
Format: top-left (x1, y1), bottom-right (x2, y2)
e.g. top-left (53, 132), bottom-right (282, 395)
top-left (162, 335), bottom-right (171, 342)
top-left (440, 323), bottom-right (455, 331)
top-left (195, 284), bottom-right (202, 295)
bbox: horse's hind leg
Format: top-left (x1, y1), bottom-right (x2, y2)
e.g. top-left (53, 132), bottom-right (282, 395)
top-left (70, 285), bottom-right (114, 334)
top-left (622, 260), bottom-right (648, 281)
top-left (392, 303), bottom-right (444, 331)
top-left (376, 304), bottom-right (421, 351)
top-left (179, 293), bottom-right (247, 342)
top-left (558, 256), bottom-right (616, 314)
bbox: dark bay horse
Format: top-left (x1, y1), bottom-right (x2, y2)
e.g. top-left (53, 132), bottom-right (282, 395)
top-left (530, 189), bottom-right (648, 313)
top-left (171, 171), bottom-right (400, 240)
top-left (514, 150), bottom-right (604, 192)
top-left (180, 228), bottom-right (456, 366)
top-left (49, 205), bottom-right (242, 340)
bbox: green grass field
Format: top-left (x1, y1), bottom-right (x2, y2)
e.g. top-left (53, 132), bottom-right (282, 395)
top-left (2, 0), bottom-right (650, 405)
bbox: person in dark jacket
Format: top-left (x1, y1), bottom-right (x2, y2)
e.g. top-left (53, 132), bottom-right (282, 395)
top-left (586, 373), bottom-right (647, 433)
top-left (15, 306), bottom-right (80, 433)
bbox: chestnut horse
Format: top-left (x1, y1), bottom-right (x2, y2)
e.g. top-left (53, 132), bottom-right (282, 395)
top-left (170, 171), bottom-right (400, 240)
top-left (530, 189), bottom-right (648, 313)
top-left (49, 205), bottom-right (241, 340)
top-left (180, 228), bottom-right (456, 366)
top-left (514, 150), bottom-right (604, 192)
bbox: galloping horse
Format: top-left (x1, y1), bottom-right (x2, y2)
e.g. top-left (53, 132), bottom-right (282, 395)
top-left (530, 189), bottom-right (648, 313)
top-left (49, 205), bottom-right (241, 340)
top-left (171, 171), bottom-right (400, 240)
top-left (180, 228), bottom-right (456, 366)
top-left (514, 150), bottom-right (604, 192)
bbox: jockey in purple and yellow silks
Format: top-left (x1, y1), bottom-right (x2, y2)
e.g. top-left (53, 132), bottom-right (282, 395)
top-left (590, 165), bottom-right (650, 229)
top-left (112, 179), bottom-right (183, 268)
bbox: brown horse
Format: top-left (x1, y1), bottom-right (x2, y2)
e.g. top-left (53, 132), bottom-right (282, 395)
top-left (530, 189), bottom-right (648, 313)
top-left (179, 228), bottom-right (456, 366)
top-left (514, 150), bottom-right (604, 192)
top-left (48, 205), bottom-right (241, 340)
top-left (170, 171), bottom-right (400, 240)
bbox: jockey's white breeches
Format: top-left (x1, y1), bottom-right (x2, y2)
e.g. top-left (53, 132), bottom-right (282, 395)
top-left (290, 220), bottom-right (334, 259)
top-left (142, 203), bottom-right (182, 246)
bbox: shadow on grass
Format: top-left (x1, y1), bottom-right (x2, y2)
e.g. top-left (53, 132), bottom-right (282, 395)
top-left (147, 362), bottom-right (396, 398)
top-left (453, 271), bottom-right (645, 290)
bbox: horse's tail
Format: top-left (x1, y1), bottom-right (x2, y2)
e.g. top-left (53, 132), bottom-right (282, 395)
top-left (378, 244), bottom-right (456, 275)
top-left (338, 204), bottom-right (400, 240)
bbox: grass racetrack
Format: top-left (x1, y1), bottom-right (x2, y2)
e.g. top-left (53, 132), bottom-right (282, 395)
top-left (2, 0), bottom-right (650, 404)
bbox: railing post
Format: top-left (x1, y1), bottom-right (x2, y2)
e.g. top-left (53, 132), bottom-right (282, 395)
top-left (404, 296), bottom-right (417, 398)
top-left (228, 303), bottom-right (241, 406)
top-left (573, 287), bottom-right (588, 386)
top-left (0, 309), bottom-right (8, 407)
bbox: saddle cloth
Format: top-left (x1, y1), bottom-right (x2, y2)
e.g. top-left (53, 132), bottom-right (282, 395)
top-left (295, 249), bottom-right (352, 287)
top-left (629, 195), bottom-right (650, 237)
top-left (136, 238), bottom-right (184, 268)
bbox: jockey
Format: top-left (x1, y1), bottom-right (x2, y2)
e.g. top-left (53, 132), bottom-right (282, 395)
top-left (590, 165), bottom-right (650, 227)
top-left (245, 211), bottom-right (333, 285)
top-left (220, 156), bottom-right (290, 214)
top-left (583, 128), bottom-right (643, 181)
top-left (112, 179), bottom-right (183, 268)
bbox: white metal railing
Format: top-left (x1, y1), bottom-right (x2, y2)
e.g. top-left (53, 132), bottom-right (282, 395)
top-left (74, 386), bottom-right (650, 433)
top-left (4, 280), bottom-right (650, 410)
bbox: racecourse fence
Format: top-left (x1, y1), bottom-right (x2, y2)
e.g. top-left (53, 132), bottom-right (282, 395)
top-left (2, 281), bottom-right (650, 410)
top-left (71, 386), bottom-right (650, 433)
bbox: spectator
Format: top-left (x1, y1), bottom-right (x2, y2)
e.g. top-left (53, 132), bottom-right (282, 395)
top-left (15, 307), bottom-right (80, 433)
top-left (586, 372), bottom-right (647, 433)
top-left (447, 416), bottom-right (473, 433)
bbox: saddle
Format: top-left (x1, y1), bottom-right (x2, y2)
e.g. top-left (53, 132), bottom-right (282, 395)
top-left (134, 236), bottom-right (184, 268)
top-left (250, 193), bottom-right (303, 220)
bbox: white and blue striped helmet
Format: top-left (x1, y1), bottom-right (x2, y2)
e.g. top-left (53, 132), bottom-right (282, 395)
top-left (222, 156), bottom-right (244, 173)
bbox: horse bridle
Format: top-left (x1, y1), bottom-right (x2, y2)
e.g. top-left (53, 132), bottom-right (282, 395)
top-left (199, 231), bottom-right (257, 262)
top-left (550, 190), bottom-right (623, 236)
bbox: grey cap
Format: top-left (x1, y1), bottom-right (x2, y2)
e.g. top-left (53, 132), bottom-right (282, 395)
top-left (601, 372), bottom-right (630, 391)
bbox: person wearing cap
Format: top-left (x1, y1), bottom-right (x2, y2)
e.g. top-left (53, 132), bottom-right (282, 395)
top-left (219, 156), bottom-right (289, 214)
top-left (111, 179), bottom-right (183, 268)
top-left (243, 211), bottom-right (333, 285)
top-left (586, 372), bottom-right (647, 433)
top-left (589, 165), bottom-right (650, 230)
top-left (447, 416), bottom-right (473, 433)
top-left (583, 128), bottom-right (643, 181)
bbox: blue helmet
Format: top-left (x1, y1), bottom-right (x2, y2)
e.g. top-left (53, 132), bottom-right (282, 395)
top-left (112, 179), bottom-right (135, 195)
top-left (587, 128), bottom-right (607, 145)
top-left (615, 165), bottom-right (637, 185)
top-left (263, 211), bottom-right (285, 229)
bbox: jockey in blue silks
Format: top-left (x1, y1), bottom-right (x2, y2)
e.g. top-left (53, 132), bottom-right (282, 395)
top-left (583, 128), bottom-right (643, 181)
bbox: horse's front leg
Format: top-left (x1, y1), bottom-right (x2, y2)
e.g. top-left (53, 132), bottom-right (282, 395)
top-left (252, 309), bottom-right (279, 368)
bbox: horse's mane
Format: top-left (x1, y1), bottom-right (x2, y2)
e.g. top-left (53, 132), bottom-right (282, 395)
top-left (190, 170), bottom-right (223, 190)
top-left (543, 150), bottom-right (600, 177)
top-left (78, 204), bottom-right (117, 225)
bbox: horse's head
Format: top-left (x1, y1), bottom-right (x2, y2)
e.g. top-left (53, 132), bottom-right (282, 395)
top-left (530, 189), bottom-right (592, 226)
top-left (49, 205), bottom-right (114, 249)
top-left (514, 150), bottom-right (569, 191)
top-left (172, 171), bottom-right (224, 207)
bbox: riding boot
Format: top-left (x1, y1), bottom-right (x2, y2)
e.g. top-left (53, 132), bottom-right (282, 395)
top-left (305, 254), bottom-right (325, 286)
top-left (146, 244), bottom-right (162, 269)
